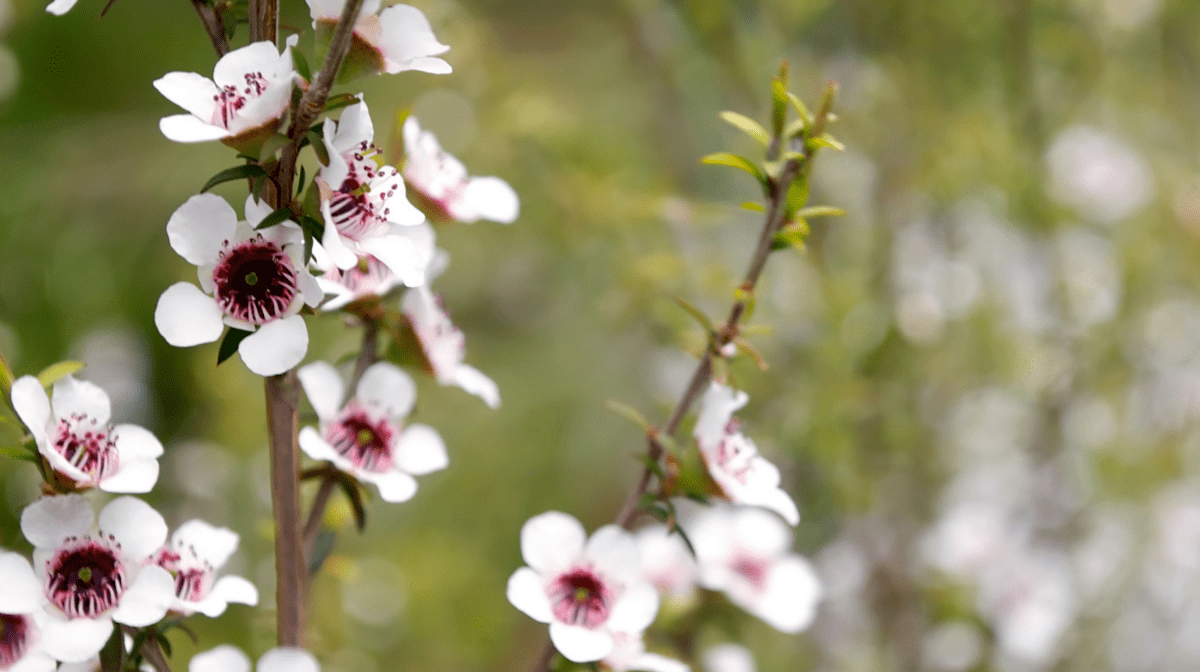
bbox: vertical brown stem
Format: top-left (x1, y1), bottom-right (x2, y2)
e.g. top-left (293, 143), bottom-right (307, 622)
top-left (248, 0), bottom-right (277, 44)
top-left (265, 371), bottom-right (306, 647)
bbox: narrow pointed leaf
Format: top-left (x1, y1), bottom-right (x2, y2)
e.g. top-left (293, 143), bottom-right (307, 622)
top-left (37, 361), bottom-right (85, 388)
top-left (292, 47), bottom-right (312, 83)
top-left (672, 295), bottom-right (715, 332)
top-left (718, 111), bottom-right (769, 146)
top-left (255, 207), bottom-right (294, 230)
top-left (200, 164), bottom-right (266, 193)
top-left (605, 400), bottom-right (651, 432)
top-left (217, 328), bottom-right (252, 365)
top-left (323, 93), bottom-right (360, 113)
top-left (785, 178), bottom-right (809, 220)
top-left (259, 133), bottom-right (291, 162)
top-left (700, 153), bottom-right (766, 187)
top-left (308, 531), bottom-right (336, 574)
top-left (741, 201), bottom-right (765, 212)
top-left (795, 205), bottom-right (847, 219)
top-left (296, 165), bottom-right (306, 198)
top-left (337, 475), bottom-right (367, 532)
top-left (809, 133), bottom-right (845, 152)
top-left (771, 78), bottom-right (787, 138)
top-left (308, 129), bottom-right (330, 166)
top-left (787, 92), bottom-right (813, 125)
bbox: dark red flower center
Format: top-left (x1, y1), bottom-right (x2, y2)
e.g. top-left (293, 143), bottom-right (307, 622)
top-left (0, 613), bottom-right (33, 667)
top-left (325, 404), bottom-right (396, 473)
top-left (211, 72), bottom-right (269, 129)
top-left (731, 555), bottom-right (769, 592)
top-left (52, 413), bottom-right (118, 483)
top-left (212, 237), bottom-right (299, 325)
top-left (326, 142), bottom-right (401, 241)
top-left (551, 567), bottom-right (611, 628)
top-left (46, 537), bottom-right (127, 618)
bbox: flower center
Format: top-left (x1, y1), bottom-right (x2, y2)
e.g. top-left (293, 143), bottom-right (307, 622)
top-left (714, 423), bottom-right (757, 485)
top-left (731, 555), bottom-right (769, 592)
top-left (45, 537), bottom-right (127, 619)
top-left (551, 568), bottom-right (611, 628)
top-left (52, 413), bottom-right (118, 483)
top-left (211, 236), bottom-right (299, 325)
top-left (325, 404), bottom-right (396, 473)
top-left (211, 71), bottom-right (269, 129)
top-left (0, 613), bottom-right (32, 668)
top-left (174, 567), bottom-right (215, 603)
top-left (326, 142), bottom-right (402, 241)
top-left (338, 255), bottom-right (395, 295)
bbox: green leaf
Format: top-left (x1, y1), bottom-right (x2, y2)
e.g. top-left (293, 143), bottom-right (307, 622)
top-left (671, 521), bottom-right (698, 558)
top-left (296, 165), bottom-right (306, 198)
top-left (605, 400), bottom-right (651, 432)
top-left (217, 328), bottom-right (252, 365)
top-left (771, 78), bottom-right (788, 138)
top-left (259, 133), bottom-right (291, 162)
top-left (292, 47), bottom-right (312, 83)
top-left (717, 111), bottom-right (769, 146)
top-left (0, 350), bottom-right (13, 400)
top-left (784, 117), bottom-right (806, 140)
top-left (672, 295), bottom-right (715, 332)
top-left (700, 153), bottom-right (766, 187)
top-left (323, 93), bottom-right (360, 113)
top-left (741, 201), bottom-right (765, 212)
top-left (771, 221), bottom-right (810, 253)
top-left (733, 286), bottom-right (756, 321)
top-left (200, 164), bottom-right (266, 193)
top-left (252, 173), bottom-right (268, 201)
top-left (337, 475), bottom-right (367, 532)
top-left (308, 531), bottom-right (336, 575)
top-left (300, 216), bottom-right (324, 263)
top-left (787, 91), bottom-right (812, 126)
top-left (0, 444), bottom-right (35, 461)
top-left (255, 207), bottom-right (294, 230)
top-left (809, 133), bottom-right (845, 152)
top-left (795, 205), bottom-right (847, 219)
top-left (308, 129), bottom-right (330, 166)
top-left (785, 177), bottom-right (809, 220)
top-left (37, 361), bottom-right (85, 388)
top-left (99, 625), bottom-right (125, 672)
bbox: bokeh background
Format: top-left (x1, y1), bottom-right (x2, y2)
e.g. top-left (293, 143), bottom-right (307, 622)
top-left (0, 0), bottom-right (1197, 670)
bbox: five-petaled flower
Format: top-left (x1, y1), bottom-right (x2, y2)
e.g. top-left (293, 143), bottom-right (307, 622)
top-left (10, 375), bottom-right (163, 494)
top-left (5, 496), bottom-right (175, 664)
top-left (634, 525), bottom-right (698, 610)
top-left (154, 194), bottom-right (322, 376)
top-left (298, 361), bottom-right (447, 503)
top-left (403, 116), bottom-right (520, 224)
top-left (189, 646), bottom-right (320, 672)
top-left (306, 0), bottom-right (450, 78)
top-left (694, 383), bottom-right (799, 525)
top-left (507, 511), bottom-right (660, 663)
top-left (151, 520), bottom-right (258, 617)
top-left (401, 285), bottom-right (500, 408)
top-left (0, 551), bottom-right (56, 672)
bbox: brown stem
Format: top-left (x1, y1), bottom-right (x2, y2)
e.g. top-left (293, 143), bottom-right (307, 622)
top-left (188, 0), bottom-right (228, 57)
top-left (265, 371), bottom-right (306, 647)
top-left (248, 0), bottom-right (277, 44)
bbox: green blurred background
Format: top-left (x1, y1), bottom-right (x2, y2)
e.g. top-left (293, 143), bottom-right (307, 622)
top-left (2, 0), bottom-right (1200, 670)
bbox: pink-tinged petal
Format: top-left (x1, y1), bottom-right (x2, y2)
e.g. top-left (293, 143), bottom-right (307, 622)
top-left (100, 497), bottom-right (167, 561)
top-left (154, 280), bottom-right (225, 345)
top-left (694, 383), bottom-right (748, 449)
top-left (755, 486), bottom-right (800, 527)
top-left (585, 525), bottom-right (641, 581)
top-left (506, 567), bottom-right (552, 623)
top-left (51, 376), bottom-right (111, 426)
top-left (213, 41), bottom-right (287, 88)
top-left (319, 119), bottom-right (350, 191)
top-left (752, 556), bottom-right (821, 633)
top-left (305, 0), bottom-right (344, 21)
top-left (167, 194), bottom-right (239, 266)
top-left (173, 520), bottom-right (239, 569)
top-left (359, 469), bottom-right (418, 503)
top-left (97, 457), bottom-right (159, 494)
top-left (357, 235), bottom-right (428, 288)
top-left (297, 361), bottom-right (346, 421)
top-left (110, 424), bottom-right (164, 459)
top-left (39, 613), bottom-right (113, 663)
top-left (606, 581), bottom-right (659, 633)
top-left (454, 364), bottom-right (500, 409)
top-left (377, 4), bottom-right (449, 70)
top-left (394, 424), bottom-right (447, 475)
top-left (730, 507), bottom-right (791, 558)
top-left (258, 648), bottom-right (320, 672)
top-left (355, 361), bottom-right (415, 417)
top-left (10, 376), bottom-right (51, 444)
top-left (400, 56), bottom-right (452, 75)
top-left (21, 495), bottom-right (93, 550)
top-left (702, 645), bottom-right (754, 672)
top-left (299, 426), bottom-right (341, 462)
top-left (631, 653), bottom-right (691, 672)
top-left (189, 646), bottom-right (251, 672)
top-left (237, 315), bottom-right (308, 376)
top-left (159, 115), bottom-right (231, 143)
top-left (112, 565), bottom-right (174, 627)
top-left (45, 0), bottom-right (80, 15)
top-left (331, 101), bottom-right (374, 155)
top-left (7, 650), bottom-right (56, 672)
top-left (456, 176), bottom-right (519, 223)
top-left (320, 204), bottom-right (358, 269)
top-left (0, 552), bottom-right (44, 613)
top-left (152, 72), bottom-right (219, 120)
top-left (549, 622), bottom-right (614, 663)
top-left (230, 81), bottom-right (291, 136)
top-left (209, 575), bottom-right (258, 607)
top-left (521, 511), bottom-right (586, 574)
top-left (41, 446), bottom-right (90, 485)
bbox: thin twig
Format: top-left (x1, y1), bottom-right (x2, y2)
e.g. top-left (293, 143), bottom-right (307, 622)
top-left (264, 371), bottom-right (306, 647)
top-left (188, 0), bottom-right (228, 56)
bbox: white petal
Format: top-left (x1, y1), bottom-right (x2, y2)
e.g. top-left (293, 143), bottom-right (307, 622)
top-left (7, 651), bottom-right (57, 672)
top-left (298, 269), bottom-right (325, 308)
top-left (213, 41), bottom-right (287, 88)
top-left (152, 72), bottom-right (219, 120)
top-left (694, 383), bottom-right (748, 449)
top-left (189, 646), bottom-right (251, 672)
top-left (521, 511), bottom-right (586, 574)
top-left (167, 194), bottom-right (239, 266)
top-left (356, 361), bottom-right (415, 417)
top-left (357, 235), bottom-right (427, 287)
top-left (243, 193), bottom-right (274, 226)
top-left (320, 119), bottom-right (350, 191)
top-left (549, 622), bottom-right (614, 663)
top-left (172, 519), bottom-right (239, 568)
top-left (258, 647), bottom-right (320, 672)
top-left (40, 614), bottom-right (113, 663)
top-left (730, 507), bottom-right (792, 558)
top-left (22, 494), bottom-right (93, 550)
top-left (45, 0), bottom-right (80, 15)
top-left (332, 101), bottom-right (374, 155)
top-left (752, 556), bottom-right (821, 633)
top-left (51, 376), bottom-right (111, 426)
top-left (159, 114), bottom-right (232, 143)
top-left (97, 457), bottom-right (159, 494)
top-left (111, 565), bottom-right (174, 627)
top-left (0, 552), bottom-right (43, 613)
top-left (238, 315), bottom-right (308, 376)
top-left (399, 56), bottom-right (452, 74)
top-left (454, 364), bottom-right (500, 409)
top-left (635, 653), bottom-right (691, 672)
top-left (10, 376), bottom-right (51, 444)
top-left (585, 525), bottom-right (641, 582)
top-left (297, 361), bottom-right (345, 421)
top-left (393, 424), bottom-right (447, 475)
top-left (230, 81), bottom-right (291, 136)
top-left (506, 567), bottom-right (552, 623)
top-left (99, 497), bottom-right (168, 562)
top-left (456, 176), bottom-right (519, 223)
top-left (756, 487), bottom-right (800, 527)
top-left (702, 645), bottom-right (755, 672)
top-left (359, 469), bottom-right (418, 503)
top-left (299, 426), bottom-right (341, 462)
top-left (110, 424), bottom-right (164, 459)
top-left (155, 283), bottom-right (225, 347)
top-left (209, 575), bottom-right (259, 607)
top-left (305, 0), bottom-right (343, 20)
top-left (320, 205), bottom-right (358, 269)
top-left (606, 580), bottom-right (659, 633)
top-left (377, 4), bottom-right (450, 68)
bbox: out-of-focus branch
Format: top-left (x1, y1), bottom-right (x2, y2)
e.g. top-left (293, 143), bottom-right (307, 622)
top-left (265, 371), bottom-right (306, 647)
top-left (140, 635), bottom-right (174, 672)
top-left (188, 0), bottom-right (228, 57)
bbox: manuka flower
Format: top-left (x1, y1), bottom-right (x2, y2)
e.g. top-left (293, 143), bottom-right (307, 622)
top-left (153, 39), bottom-right (297, 149)
top-left (403, 116), bottom-right (520, 224)
top-left (9, 496), bottom-right (174, 663)
top-left (10, 375), bottom-right (162, 494)
top-left (693, 383), bottom-right (799, 525)
top-left (685, 504), bottom-right (820, 634)
top-left (401, 285), bottom-right (499, 408)
top-left (190, 646), bottom-right (319, 672)
top-left (154, 194), bottom-right (322, 376)
top-left (298, 361), bottom-right (447, 502)
top-left (634, 525), bottom-right (698, 609)
top-left (601, 631), bottom-right (689, 672)
top-left (306, 0), bottom-right (450, 79)
top-left (151, 520), bottom-right (258, 617)
top-left (0, 552), bottom-right (55, 672)
top-left (314, 243), bottom-right (437, 311)
top-left (315, 101), bottom-right (428, 275)
top-left (507, 512), bottom-right (659, 663)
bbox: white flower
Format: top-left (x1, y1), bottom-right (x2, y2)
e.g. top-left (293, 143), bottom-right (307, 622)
top-left (45, 0), bottom-right (78, 15)
top-left (307, 0), bottom-right (450, 77)
top-left (154, 194), bottom-right (322, 376)
top-left (0, 551), bottom-right (56, 672)
top-left (602, 631), bottom-right (689, 672)
top-left (403, 116), bottom-right (519, 224)
top-left (685, 504), bottom-right (821, 634)
top-left (315, 245), bottom-right (435, 311)
top-left (702, 644), bottom-right (755, 672)
top-left (150, 520), bottom-right (258, 617)
top-left (153, 39), bottom-right (297, 147)
top-left (401, 285), bottom-right (499, 408)
top-left (297, 361), bottom-right (447, 503)
top-left (189, 645), bottom-right (319, 672)
top-left (10, 375), bottom-right (163, 494)
top-left (634, 525), bottom-right (698, 607)
top-left (6, 496), bottom-right (174, 663)
top-left (315, 101), bottom-right (428, 276)
top-left (507, 512), bottom-right (659, 663)
top-left (694, 384), bottom-right (799, 526)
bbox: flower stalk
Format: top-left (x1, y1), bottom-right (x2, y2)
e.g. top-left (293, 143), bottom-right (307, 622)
top-left (264, 371), bottom-right (306, 646)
